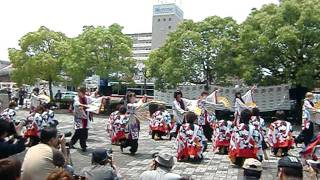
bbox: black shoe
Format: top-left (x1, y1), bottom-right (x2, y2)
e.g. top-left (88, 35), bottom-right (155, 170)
top-left (120, 145), bottom-right (123, 152)
top-left (82, 148), bottom-right (87, 152)
top-left (67, 142), bottom-right (76, 149)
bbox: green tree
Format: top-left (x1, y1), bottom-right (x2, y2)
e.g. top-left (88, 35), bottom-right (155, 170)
top-left (62, 24), bottom-right (135, 86)
top-left (9, 26), bottom-right (67, 99)
top-left (146, 16), bottom-right (240, 89)
top-left (239, 0), bottom-right (320, 88)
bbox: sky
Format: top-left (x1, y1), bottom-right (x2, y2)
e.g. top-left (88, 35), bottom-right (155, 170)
top-left (0, 0), bottom-right (279, 61)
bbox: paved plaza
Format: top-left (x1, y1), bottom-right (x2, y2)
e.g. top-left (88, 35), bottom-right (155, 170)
top-left (15, 110), bottom-right (302, 180)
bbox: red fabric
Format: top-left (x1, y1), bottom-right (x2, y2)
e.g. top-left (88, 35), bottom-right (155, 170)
top-left (302, 135), bottom-right (320, 158)
top-left (215, 140), bottom-right (230, 148)
top-left (229, 147), bottom-right (258, 158)
top-left (24, 123), bottom-right (39, 138)
top-left (150, 122), bottom-right (167, 133)
top-left (111, 131), bottom-right (126, 143)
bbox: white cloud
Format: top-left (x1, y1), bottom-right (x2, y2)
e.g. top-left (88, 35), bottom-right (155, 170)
top-left (0, 0), bottom-right (278, 60)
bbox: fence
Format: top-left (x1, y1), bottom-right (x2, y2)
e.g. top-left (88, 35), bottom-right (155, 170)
top-left (154, 84), bottom-right (291, 112)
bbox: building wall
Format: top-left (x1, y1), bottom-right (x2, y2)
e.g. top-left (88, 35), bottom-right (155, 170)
top-left (151, 4), bottom-right (184, 50)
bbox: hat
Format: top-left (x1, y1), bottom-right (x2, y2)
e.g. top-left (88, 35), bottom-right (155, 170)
top-left (278, 156), bottom-right (302, 169)
top-left (92, 149), bottom-right (112, 164)
top-left (306, 92), bottom-right (314, 98)
top-left (242, 158), bottom-right (262, 172)
top-left (155, 154), bottom-right (174, 168)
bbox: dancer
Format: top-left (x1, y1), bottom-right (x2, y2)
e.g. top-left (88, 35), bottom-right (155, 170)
top-left (120, 92), bottom-right (146, 155)
top-left (1, 101), bottom-right (17, 123)
top-left (234, 86), bottom-right (256, 125)
top-left (149, 105), bottom-right (171, 140)
top-left (229, 109), bottom-right (258, 166)
top-left (251, 108), bottom-right (268, 160)
top-left (170, 90), bottom-right (192, 139)
top-left (42, 104), bottom-right (58, 128)
top-left (30, 88), bottom-right (40, 112)
top-left (69, 87), bottom-right (94, 152)
top-left (196, 90), bottom-right (218, 141)
top-left (212, 109), bottom-right (233, 154)
top-left (24, 105), bottom-right (46, 146)
top-left (176, 112), bottom-right (206, 162)
top-left (249, 108), bottom-right (265, 161)
top-left (109, 106), bottom-right (129, 145)
top-left (267, 111), bottom-right (293, 157)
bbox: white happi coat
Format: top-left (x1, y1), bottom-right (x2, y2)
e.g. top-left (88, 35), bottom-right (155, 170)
top-left (172, 98), bottom-right (192, 125)
top-left (73, 95), bottom-right (94, 130)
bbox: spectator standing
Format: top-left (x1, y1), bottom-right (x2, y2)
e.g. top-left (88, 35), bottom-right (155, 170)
top-left (18, 88), bottom-right (26, 108)
top-left (54, 90), bottom-right (62, 109)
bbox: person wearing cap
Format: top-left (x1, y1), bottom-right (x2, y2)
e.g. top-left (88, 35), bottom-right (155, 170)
top-left (242, 158), bottom-right (262, 180)
top-left (139, 153), bottom-right (182, 180)
top-left (278, 156), bottom-right (303, 180)
top-left (80, 148), bottom-right (122, 180)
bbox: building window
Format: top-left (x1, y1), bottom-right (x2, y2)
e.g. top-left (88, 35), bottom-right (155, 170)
top-left (158, 18), bottom-right (160, 22)
top-left (168, 26), bottom-right (172, 29)
top-left (163, 18), bottom-right (166, 21)
top-left (169, 17), bottom-right (172, 21)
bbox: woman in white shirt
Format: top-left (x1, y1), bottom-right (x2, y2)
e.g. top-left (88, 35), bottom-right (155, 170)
top-left (170, 90), bottom-right (192, 139)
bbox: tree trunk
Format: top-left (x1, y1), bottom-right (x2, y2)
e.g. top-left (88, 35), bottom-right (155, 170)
top-left (48, 77), bottom-right (53, 100)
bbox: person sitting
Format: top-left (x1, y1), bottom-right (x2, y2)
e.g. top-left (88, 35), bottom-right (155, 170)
top-left (176, 112), bottom-right (206, 162)
top-left (0, 157), bottom-right (22, 180)
top-left (229, 109), bottom-right (258, 166)
top-left (242, 158), bottom-right (262, 180)
top-left (139, 153), bottom-right (182, 180)
top-left (0, 120), bottom-right (26, 159)
top-left (80, 148), bottom-right (122, 180)
top-left (267, 111), bottom-right (294, 157)
top-left (278, 156), bottom-right (303, 180)
top-left (46, 168), bottom-right (74, 180)
top-left (149, 106), bottom-right (171, 140)
top-left (22, 127), bottom-right (67, 180)
top-left (212, 109), bottom-right (233, 154)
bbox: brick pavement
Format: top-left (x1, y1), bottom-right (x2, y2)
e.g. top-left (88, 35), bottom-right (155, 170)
top-left (15, 110), bottom-right (303, 180)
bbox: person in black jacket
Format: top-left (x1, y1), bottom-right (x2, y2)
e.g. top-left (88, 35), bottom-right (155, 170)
top-left (0, 120), bottom-right (26, 159)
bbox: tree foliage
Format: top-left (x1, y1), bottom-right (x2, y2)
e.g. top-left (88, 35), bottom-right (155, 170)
top-left (146, 16), bottom-right (240, 89)
top-left (9, 26), bottom-right (67, 98)
top-left (62, 24), bottom-right (135, 86)
top-left (147, 0), bottom-right (320, 90)
top-left (239, 0), bottom-right (320, 88)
